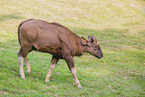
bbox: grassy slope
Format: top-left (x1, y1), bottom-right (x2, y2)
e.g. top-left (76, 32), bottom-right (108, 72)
top-left (0, 0), bottom-right (145, 96)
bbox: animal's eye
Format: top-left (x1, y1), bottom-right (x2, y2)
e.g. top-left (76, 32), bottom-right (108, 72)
top-left (94, 46), bottom-right (98, 50)
top-left (94, 45), bottom-right (100, 50)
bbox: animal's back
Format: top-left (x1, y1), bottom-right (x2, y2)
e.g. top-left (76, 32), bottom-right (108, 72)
top-left (18, 19), bottom-right (78, 54)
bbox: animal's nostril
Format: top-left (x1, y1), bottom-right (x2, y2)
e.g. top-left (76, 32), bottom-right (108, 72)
top-left (99, 54), bottom-right (103, 57)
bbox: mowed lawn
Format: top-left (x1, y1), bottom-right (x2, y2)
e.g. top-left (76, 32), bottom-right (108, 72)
top-left (0, 0), bottom-right (145, 96)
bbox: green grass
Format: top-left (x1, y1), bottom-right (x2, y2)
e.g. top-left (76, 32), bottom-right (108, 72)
top-left (0, 0), bottom-right (145, 96)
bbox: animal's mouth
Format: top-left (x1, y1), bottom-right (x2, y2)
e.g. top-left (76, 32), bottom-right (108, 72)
top-left (96, 56), bottom-right (102, 59)
top-left (96, 54), bottom-right (103, 59)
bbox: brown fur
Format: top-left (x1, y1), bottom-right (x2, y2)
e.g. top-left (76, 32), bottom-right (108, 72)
top-left (18, 19), bottom-right (103, 88)
top-left (18, 19), bottom-right (88, 58)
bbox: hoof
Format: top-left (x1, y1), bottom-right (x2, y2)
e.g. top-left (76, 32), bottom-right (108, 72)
top-left (45, 82), bottom-right (49, 84)
top-left (27, 72), bottom-right (30, 76)
top-left (45, 81), bottom-right (49, 84)
top-left (78, 86), bottom-right (83, 89)
top-left (20, 74), bottom-right (25, 79)
top-left (77, 84), bottom-right (83, 89)
top-left (21, 76), bottom-right (25, 79)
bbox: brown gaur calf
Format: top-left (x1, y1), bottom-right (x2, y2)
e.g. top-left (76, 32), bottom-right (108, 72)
top-left (18, 19), bottom-right (103, 88)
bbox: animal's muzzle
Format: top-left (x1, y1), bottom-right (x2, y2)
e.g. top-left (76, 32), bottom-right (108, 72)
top-left (97, 53), bottom-right (103, 59)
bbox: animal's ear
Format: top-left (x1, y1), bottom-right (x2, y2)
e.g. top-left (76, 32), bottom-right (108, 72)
top-left (81, 37), bottom-right (88, 46)
top-left (88, 36), bottom-right (94, 43)
top-left (92, 35), bottom-right (98, 43)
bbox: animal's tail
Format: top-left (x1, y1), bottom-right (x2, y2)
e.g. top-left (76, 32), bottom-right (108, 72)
top-left (18, 19), bottom-right (33, 45)
top-left (18, 22), bottom-right (24, 45)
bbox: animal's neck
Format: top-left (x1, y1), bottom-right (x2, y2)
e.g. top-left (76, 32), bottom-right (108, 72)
top-left (70, 32), bottom-right (88, 56)
top-left (74, 37), bottom-right (88, 56)
top-left (80, 44), bottom-right (88, 54)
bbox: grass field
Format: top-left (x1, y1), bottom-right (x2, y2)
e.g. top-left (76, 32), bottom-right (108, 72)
top-left (0, 0), bottom-right (145, 96)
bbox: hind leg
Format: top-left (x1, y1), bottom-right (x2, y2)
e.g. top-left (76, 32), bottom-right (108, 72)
top-left (18, 55), bottom-right (25, 79)
top-left (24, 57), bottom-right (31, 75)
top-left (18, 47), bottom-right (32, 79)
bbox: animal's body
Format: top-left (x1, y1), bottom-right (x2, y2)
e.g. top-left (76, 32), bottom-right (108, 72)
top-left (18, 19), bottom-right (103, 88)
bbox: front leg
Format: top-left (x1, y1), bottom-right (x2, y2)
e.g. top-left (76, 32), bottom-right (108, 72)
top-left (45, 56), bottom-right (59, 83)
top-left (64, 56), bottom-right (83, 89)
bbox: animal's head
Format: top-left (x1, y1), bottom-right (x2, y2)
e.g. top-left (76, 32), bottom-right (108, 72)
top-left (81, 36), bottom-right (103, 58)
